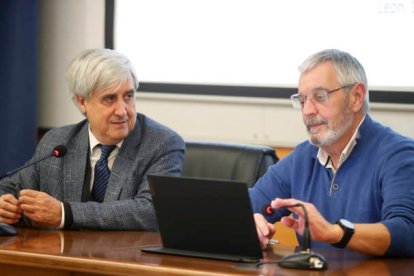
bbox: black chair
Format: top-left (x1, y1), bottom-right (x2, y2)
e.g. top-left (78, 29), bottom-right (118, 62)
top-left (182, 141), bottom-right (279, 187)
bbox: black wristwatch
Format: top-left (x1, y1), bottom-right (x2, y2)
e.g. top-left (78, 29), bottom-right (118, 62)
top-left (331, 219), bottom-right (355, 248)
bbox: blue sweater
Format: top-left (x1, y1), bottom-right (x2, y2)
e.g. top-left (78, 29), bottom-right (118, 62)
top-left (249, 115), bottom-right (414, 257)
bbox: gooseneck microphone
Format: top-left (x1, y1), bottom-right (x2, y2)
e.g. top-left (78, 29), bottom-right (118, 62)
top-left (0, 145), bottom-right (68, 180)
top-left (0, 145), bottom-right (67, 237)
top-left (259, 203), bottom-right (327, 270)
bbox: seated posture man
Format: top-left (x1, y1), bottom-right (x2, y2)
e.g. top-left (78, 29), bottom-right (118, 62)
top-left (250, 49), bottom-right (414, 257)
top-left (0, 48), bottom-right (185, 230)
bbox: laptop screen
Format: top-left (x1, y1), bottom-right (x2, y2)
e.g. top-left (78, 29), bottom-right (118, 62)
top-left (146, 175), bottom-right (263, 262)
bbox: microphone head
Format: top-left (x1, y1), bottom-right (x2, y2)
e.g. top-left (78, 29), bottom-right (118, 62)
top-left (262, 204), bottom-right (274, 216)
top-left (53, 145), bottom-right (67, 158)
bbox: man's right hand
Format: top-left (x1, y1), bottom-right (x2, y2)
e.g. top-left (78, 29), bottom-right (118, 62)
top-left (254, 213), bottom-right (275, 249)
top-left (0, 194), bottom-right (22, 224)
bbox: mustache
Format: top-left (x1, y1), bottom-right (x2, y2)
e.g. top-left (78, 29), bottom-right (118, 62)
top-left (305, 117), bottom-right (327, 129)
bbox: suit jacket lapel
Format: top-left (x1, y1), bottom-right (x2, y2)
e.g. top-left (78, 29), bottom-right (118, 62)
top-left (62, 124), bottom-right (90, 202)
top-left (105, 114), bottom-right (144, 201)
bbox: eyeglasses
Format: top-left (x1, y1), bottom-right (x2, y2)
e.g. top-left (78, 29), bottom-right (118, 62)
top-left (290, 84), bottom-right (355, 109)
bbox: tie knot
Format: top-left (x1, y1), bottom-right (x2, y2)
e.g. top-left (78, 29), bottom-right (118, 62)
top-left (99, 144), bottom-right (116, 159)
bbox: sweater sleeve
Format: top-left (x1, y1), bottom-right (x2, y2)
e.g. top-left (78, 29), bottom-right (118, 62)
top-left (249, 154), bottom-right (293, 222)
top-left (380, 142), bottom-right (414, 257)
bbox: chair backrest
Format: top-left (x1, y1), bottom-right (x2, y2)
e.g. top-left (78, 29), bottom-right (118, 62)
top-left (182, 141), bottom-right (279, 187)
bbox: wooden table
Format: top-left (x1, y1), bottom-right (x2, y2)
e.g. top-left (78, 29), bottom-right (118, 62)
top-left (0, 228), bottom-right (412, 275)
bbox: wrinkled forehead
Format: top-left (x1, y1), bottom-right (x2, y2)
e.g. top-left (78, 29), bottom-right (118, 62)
top-left (298, 62), bottom-right (339, 93)
top-left (92, 75), bottom-right (135, 96)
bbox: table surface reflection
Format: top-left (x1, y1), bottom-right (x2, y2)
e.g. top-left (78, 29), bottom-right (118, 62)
top-left (0, 228), bottom-right (412, 275)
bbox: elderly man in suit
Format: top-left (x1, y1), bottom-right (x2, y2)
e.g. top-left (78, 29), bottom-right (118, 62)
top-left (0, 48), bottom-right (185, 230)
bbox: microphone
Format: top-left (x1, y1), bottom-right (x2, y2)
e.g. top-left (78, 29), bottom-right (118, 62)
top-left (0, 145), bottom-right (67, 237)
top-left (260, 203), bottom-right (327, 270)
top-left (0, 145), bottom-right (67, 180)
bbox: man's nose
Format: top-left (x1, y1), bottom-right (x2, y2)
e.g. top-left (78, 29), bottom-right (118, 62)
top-left (301, 97), bottom-right (317, 115)
top-left (114, 99), bottom-right (127, 115)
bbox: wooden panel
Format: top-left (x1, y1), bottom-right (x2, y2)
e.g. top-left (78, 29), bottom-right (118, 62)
top-left (274, 222), bottom-right (298, 246)
top-left (274, 146), bottom-right (293, 159)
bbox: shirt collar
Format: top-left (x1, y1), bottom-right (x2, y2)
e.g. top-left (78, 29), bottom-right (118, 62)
top-left (88, 127), bottom-right (123, 153)
top-left (317, 115), bottom-right (366, 170)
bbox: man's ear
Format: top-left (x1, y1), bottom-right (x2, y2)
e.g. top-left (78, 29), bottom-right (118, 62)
top-left (76, 95), bottom-right (87, 114)
top-left (350, 83), bottom-right (366, 112)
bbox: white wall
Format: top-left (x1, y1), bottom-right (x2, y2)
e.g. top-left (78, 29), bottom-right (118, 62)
top-left (38, 0), bottom-right (414, 148)
top-left (135, 93), bottom-right (414, 147)
top-left (38, 0), bottom-right (105, 127)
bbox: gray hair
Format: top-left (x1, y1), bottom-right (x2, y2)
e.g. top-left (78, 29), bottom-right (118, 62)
top-left (299, 49), bottom-right (369, 114)
top-left (66, 48), bottom-right (139, 111)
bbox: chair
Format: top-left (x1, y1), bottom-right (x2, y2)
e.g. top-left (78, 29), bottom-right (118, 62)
top-left (181, 140), bottom-right (279, 187)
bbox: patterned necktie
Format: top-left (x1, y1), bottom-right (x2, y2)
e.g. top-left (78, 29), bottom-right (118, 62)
top-left (92, 144), bottom-right (116, 202)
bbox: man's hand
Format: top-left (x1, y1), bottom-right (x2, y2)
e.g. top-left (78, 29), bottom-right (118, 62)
top-left (254, 213), bottom-right (276, 249)
top-left (271, 198), bottom-right (341, 244)
top-left (0, 194), bottom-right (22, 224)
top-left (270, 198), bottom-right (391, 255)
top-left (19, 189), bottom-right (62, 228)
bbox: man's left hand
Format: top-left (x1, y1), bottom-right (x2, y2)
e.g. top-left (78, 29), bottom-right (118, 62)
top-left (19, 189), bottom-right (62, 228)
top-left (271, 198), bottom-right (341, 244)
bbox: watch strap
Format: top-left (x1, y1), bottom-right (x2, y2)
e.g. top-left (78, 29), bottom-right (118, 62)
top-left (331, 219), bottom-right (355, 248)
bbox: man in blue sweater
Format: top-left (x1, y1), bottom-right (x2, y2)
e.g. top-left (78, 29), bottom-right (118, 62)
top-left (250, 49), bottom-right (414, 257)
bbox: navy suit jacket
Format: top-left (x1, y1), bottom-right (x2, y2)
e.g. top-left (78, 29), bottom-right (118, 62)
top-left (0, 113), bottom-right (185, 230)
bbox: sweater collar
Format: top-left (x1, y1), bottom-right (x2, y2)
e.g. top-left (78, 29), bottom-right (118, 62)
top-left (317, 115), bottom-right (366, 171)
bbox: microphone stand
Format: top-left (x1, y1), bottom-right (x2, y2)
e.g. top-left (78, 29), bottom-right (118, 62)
top-left (0, 153), bottom-right (54, 180)
top-left (261, 203), bottom-right (328, 270)
top-left (0, 145), bottom-right (67, 236)
top-left (0, 145), bottom-right (67, 180)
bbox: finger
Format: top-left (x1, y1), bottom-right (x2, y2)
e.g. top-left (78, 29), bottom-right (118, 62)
top-left (19, 189), bottom-right (44, 200)
top-left (0, 202), bottom-right (22, 224)
top-left (0, 207), bottom-right (21, 219)
top-left (19, 189), bottom-right (38, 196)
top-left (20, 203), bottom-right (36, 213)
top-left (254, 213), bottom-right (270, 236)
top-left (254, 214), bottom-right (272, 248)
top-left (0, 201), bottom-right (22, 214)
top-left (267, 222), bottom-right (276, 237)
top-left (0, 194), bottom-right (20, 205)
top-left (255, 225), bottom-right (270, 249)
top-left (271, 198), bottom-right (297, 209)
top-left (0, 195), bottom-right (22, 214)
top-left (257, 223), bottom-right (276, 249)
top-left (18, 195), bottom-right (37, 206)
top-left (19, 191), bottom-right (44, 205)
top-left (271, 198), bottom-right (306, 217)
top-left (0, 216), bottom-right (20, 224)
top-left (280, 216), bottom-right (298, 229)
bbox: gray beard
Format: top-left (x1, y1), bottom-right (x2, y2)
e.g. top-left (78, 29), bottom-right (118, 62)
top-left (307, 109), bottom-right (354, 147)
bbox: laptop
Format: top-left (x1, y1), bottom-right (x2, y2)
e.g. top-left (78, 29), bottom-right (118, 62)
top-left (141, 175), bottom-right (263, 263)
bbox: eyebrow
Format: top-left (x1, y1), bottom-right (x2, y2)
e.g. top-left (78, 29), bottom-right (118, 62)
top-left (298, 86), bottom-right (327, 95)
top-left (100, 88), bottom-right (135, 97)
top-left (124, 89), bottom-right (135, 94)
